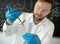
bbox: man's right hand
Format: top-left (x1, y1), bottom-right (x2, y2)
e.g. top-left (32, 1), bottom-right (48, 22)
top-left (6, 4), bottom-right (22, 23)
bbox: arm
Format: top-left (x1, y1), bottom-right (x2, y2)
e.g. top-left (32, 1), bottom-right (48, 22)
top-left (3, 21), bottom-right (17, 36)
top-left (3, 4), bottom-right (23, 36)
top-left (3, 12), bottom-right (31, 36)
top-left (3, 12), bottom-right (25, 36)
top-left (38, 23), bottom-right (54, 44)
top-left (3, 18), bottom-right (21, 36)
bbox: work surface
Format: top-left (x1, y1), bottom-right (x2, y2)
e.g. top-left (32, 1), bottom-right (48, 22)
top-left (0, 32), bottom-right (60, 44)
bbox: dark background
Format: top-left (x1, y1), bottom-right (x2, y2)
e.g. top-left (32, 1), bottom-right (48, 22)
top-left (0, 0), bottom-right (60, 37)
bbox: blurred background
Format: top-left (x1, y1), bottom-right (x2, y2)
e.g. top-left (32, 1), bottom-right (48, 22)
top-left (0, 0), bottom-right (60, 44)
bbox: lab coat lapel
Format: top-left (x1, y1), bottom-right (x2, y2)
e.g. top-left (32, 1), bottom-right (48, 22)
top-left (34, 17), bottom-right (47, 34)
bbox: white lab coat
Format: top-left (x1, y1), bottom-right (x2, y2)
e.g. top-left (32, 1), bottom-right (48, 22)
top-left (3, 13), bottom-right (54, 44)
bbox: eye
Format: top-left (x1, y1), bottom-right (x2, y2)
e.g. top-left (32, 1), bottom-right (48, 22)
top-left (35, 6), bottom-right (40, 10)
top-left (42, 10), bottom-right (48, 13)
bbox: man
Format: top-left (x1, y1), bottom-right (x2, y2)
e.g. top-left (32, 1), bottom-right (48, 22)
top-left (3, 0), bottom-right (54, 44)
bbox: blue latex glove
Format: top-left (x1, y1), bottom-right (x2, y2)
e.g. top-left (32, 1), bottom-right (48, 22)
top-left (6, 4), bottom-right (22, 23)
top-left (22, 33), bottom-right (41, 44)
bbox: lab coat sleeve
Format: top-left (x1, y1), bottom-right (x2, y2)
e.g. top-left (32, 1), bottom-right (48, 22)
top-left (42, 24), bottom-right (54, 44)
top-left (41, 24), bottom-right (54, 44)
top-left (37, 22), bottom-right (54, 44)
top-left (3, 21), bottom-right (19, 36)
top-left (3, 12), bottom-right (32, 36)
top-left (3, 13), bottom-right (26, 36)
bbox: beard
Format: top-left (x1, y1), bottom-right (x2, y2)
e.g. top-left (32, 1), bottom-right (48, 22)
top-left (33, 14), bottom-right (45, 22)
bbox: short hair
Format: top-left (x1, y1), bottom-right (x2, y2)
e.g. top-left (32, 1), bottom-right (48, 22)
top-left (38, 0), bottom-right (54, 5)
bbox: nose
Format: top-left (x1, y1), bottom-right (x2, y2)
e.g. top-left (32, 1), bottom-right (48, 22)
top-left (37, 9), bottom-right (42, 15)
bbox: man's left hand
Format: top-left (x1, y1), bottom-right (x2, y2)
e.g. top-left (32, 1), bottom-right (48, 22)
top-left (22, 33), bottom-right (41, 44)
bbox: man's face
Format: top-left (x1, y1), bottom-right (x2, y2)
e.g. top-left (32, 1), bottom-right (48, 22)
top-left (33, 1), bottom-right (52, 20)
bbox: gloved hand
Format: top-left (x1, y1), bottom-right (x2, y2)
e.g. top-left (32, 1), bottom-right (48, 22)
top-left (22, 33), bottom-right (41, 44)
top-left (6, 4), bottom-right (22, 23)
